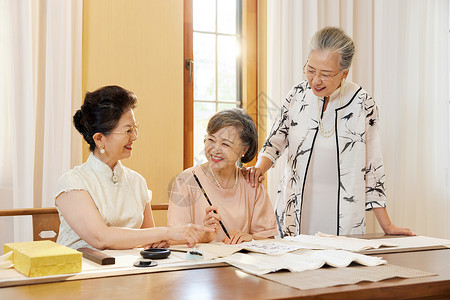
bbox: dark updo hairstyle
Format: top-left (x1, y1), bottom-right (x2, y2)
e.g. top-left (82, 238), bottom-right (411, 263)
top-left (206, 108), bottom-right (258, 163)
top-left (73, 85), bottom-right (137, 151)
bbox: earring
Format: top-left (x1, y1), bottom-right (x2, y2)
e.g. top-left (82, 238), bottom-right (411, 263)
top-left (100, 145), bottom-right (105, 154)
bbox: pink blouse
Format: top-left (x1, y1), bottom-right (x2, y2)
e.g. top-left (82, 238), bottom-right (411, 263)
top-left (168, 166), bottom-right (278, 242)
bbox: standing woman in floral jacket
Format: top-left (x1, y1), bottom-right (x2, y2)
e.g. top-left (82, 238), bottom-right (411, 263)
top-left (244, 26), bottom-right (415, 237)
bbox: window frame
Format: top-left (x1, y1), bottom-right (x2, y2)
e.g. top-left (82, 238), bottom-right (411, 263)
top-left (183, 0), bottom-right (259, 169)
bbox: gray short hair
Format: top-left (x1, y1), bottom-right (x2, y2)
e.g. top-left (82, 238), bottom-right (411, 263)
top-left (207, 108), bottom-right (257, 164)
top-left (309, 26), bottom-right (355, 70)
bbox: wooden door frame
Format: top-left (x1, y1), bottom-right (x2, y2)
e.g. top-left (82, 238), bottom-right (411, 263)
top-left (183, 0), bottom-right (194, 169)
top-left (241, 0), bottom-right (258, 167)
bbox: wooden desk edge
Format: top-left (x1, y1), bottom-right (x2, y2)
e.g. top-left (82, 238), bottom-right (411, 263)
top-left (0, 262), bottom-right (228, 289)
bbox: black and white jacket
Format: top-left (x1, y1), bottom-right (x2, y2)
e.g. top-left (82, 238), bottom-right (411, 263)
top-left (261, 80), bottom-right (387, 236)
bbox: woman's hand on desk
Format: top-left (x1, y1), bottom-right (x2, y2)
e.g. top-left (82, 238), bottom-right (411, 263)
top-left (223, 229), bottom-right (252, 245)
top-left (384, 224), bottom-right (416, 236)
top-left (168, 224), bottom-right (214, 247)
top-left (144, 240), bottom-right (170, 249)
top-left (373, 207), bottom-right (416, 236)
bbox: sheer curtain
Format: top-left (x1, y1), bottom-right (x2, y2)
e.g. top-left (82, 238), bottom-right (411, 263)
top-left (266, 0), bottom-right (449, 238)
top-left (0, 0), bottom-right (82, 247)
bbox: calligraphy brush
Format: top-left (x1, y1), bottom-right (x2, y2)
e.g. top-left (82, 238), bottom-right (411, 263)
top-left (192, 171), bottom-right (231, 239)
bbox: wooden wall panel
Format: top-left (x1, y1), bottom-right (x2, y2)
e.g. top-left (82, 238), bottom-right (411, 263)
top-left (82, 0), bottom-right (184, 226)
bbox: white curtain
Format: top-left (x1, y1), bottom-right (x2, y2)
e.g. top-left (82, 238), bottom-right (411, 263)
top-left (0, 0), bottom-right (83, 248)
top-left (266, 0), bottom-right (450, 239)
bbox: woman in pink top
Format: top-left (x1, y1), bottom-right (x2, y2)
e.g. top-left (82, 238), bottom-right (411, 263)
top-left (168, 108), bottom-right (277, 244)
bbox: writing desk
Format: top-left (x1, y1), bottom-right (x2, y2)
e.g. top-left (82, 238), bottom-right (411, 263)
top-left (1, 248), bottom-right (449, 299)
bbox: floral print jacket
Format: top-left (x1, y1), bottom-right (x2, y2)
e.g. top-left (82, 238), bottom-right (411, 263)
top-left (260, 80), bottom-right (387, 236)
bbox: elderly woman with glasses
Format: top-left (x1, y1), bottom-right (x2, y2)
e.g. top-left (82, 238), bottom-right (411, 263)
top-left (168, 108), bottom-right (277, 244)
top-left (244, 27), bottom-right (415, 237)
top-left (55, 85), bottom-right (212, 250)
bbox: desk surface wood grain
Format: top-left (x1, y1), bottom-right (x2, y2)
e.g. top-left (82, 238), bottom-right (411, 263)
top-left (1, 248), bottom-right (449, 299)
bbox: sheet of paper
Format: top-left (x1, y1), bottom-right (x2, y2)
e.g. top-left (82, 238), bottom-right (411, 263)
top-left (306, 250), bottom-right (387, 268)
top-left (218, 249), bottom-right (386, 276)
top-left (261, 264), bottom-right (437, 291)
top-left (361, 235), bottom-right (450, 253)
top-left (218, 252), bottom-right (325, 275)
top-left (196, 243), bottom-right (241, 258)
top-left (285, 233), bottom-right (398, 252)
top-left (238, 240), bottom-right (304, 255)
top-left (0, 251), bottom-right (13, 269)
top-left (171, 240), bottom-right (305, 258)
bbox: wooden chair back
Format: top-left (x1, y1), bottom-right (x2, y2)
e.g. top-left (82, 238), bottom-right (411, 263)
top-left (0, 204), bottom-right (169, 242)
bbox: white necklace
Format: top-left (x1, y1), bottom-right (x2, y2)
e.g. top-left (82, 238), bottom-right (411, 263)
top-left (317, 82), bottom-right (345, 138)
top-left (210, 167), bottom-right (238, 189)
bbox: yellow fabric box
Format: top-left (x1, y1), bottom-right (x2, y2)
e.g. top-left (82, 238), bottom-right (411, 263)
top-left (3, 241), bottom-right (82, 277)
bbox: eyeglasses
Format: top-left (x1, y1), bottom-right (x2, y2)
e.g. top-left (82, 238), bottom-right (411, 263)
top-left (110, 124), bottom-right (139, 137)
top-left (303, 62), bottom-right (342, 82)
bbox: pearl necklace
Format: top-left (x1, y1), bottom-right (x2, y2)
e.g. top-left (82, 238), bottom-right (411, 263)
top-left (317, 82), bottom-right (345, 138)
top-left (210, 167), bottom-right (238, 189)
